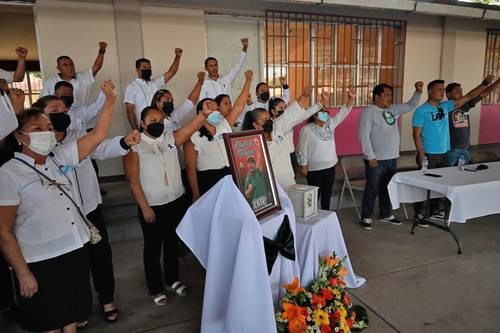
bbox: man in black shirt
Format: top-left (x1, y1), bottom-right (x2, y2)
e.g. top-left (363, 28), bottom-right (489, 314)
top-left (446, 79), bottom-right (500, 166)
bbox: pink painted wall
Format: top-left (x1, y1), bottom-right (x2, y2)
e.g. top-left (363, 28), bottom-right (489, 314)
top-left (478, 104), bottom-right (500, 145)
top-left (293, 107), bottom-right (364, 156)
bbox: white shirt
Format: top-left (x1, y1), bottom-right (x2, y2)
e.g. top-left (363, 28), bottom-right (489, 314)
top-left (0, 93), bottom-right (17, 140)
top-left (235, 87), bottom-right (290, 132)
top-left (296, 106), bottom-right (352, 171)
top-left (58, 128), bottom-right (128, 214)
top-left (40, 68), bottom-right (95, 108)
top-left (124, 76), bottom-right (166, 127)
top-left (0, 145), bottom-right (89, 263)
top-left (68, 91), bottom-right (106, 131)
top-left (168, 98), bottom-right (194, 131)
top-left (0, 68), bottom-right (14, 83)
top-left (199, 51), bottom-right (247, 100)
top-left (191, 118), bottom-right (232, 171)
top-left (268, 101), bottom-right (322, 188)
top-left (132, 129), bottom-right (184, 206)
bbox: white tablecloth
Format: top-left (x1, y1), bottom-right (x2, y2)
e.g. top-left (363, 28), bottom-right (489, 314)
top-left (177, 176), bottom-right (277, 333)
top-left (295, 210), bottom-right (366, 289)
top-left (388, 162), bottom-right (500, 223)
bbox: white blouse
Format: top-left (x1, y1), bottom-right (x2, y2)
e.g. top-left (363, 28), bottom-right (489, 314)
top-left (0, 143), bottom-right (89, 263)
top-left (133, 128), bottom-right (184, 206)
top-left (191, 118), bottom-right (232, 171)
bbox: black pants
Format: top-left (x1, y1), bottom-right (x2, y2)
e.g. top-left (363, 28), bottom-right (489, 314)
top-left (197, 167), bottom-right (231, 196)
top-left (138, 197), bottom-right (185, 295)
top-left (86, 205), bottom-right (115, 306)
top-left (361, 159), bottom-right (397, 219)
top-left (413, 153), bottom-right (449, 216)
top-left (306, 166), bottom-right (336, 210)
top-left (0, 255), bottom-right (15, 311)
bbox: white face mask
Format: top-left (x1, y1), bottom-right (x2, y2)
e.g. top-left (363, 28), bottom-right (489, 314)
top-left (20, 131), bottom-right (57, 156)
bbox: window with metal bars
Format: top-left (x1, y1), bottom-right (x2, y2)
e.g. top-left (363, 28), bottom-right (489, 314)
top-left (9, 71), bottom-right (43, 108)
top-left (484, 29), bottom-right (500, 104)
top-left (265, 11), bottom-right (406, 107)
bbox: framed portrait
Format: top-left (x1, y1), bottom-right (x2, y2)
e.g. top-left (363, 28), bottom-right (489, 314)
top-left (223, 130), bottom-right (281, 220)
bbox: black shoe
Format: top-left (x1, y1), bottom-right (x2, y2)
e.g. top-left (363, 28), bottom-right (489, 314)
top-left (429, 211), bottom-right (445, 221)
top-left (414, 214), bottom-right (429, 228)
top-left (380, 215), bottom-right (402, 225)
top-left (361, 218), bottom-right (373, 230)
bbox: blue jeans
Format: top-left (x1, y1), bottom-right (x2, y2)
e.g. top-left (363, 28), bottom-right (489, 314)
top-left (361, 159), bottom-right (397, 219)
top-left (448, 148), bottom-right (470, 166)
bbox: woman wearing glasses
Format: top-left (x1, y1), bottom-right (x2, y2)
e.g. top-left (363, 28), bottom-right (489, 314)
top-left (0, 81), bottom-right (116, 333)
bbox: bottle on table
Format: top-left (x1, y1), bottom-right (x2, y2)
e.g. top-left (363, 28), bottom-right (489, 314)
top-left (458, 155), bottom-right (466, 172)
top-left (421, 156), bottom-right (428, 173)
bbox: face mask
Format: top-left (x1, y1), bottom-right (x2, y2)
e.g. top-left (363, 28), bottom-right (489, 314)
top-left (20, 131), bottom-right (57, 156)
top-left (61, 95), bottom-right (74, 108)
top-left (276, 109), bottom-right (285, 117)
top-left (146, 122), bottom-right (164, 138)
top-left (162, 101), bottom-right (174, 115)
top-left (49, 112), bottom-right (71, 132)
top-left (317, 111), bottom-right (329, 122)
top-left (260, 91), bottom-right (270, 102)
top-left (141, 69), bottom-right (152, 81)
top-left (207, 111), bottom-right (222, 126)
top-left (262, 119), bottom-right (274, 133)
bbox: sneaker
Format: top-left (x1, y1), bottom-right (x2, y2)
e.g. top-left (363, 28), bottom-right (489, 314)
top-left (361, 218), bottom-right (373, 230)
top-left (414, 214), bottom-right (429, 228)
top-left (429, 210), bottom-right (445, 221)
top-left (380, 215), bottom-right (402, 225)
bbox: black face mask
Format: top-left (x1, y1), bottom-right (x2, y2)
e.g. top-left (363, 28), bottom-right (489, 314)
top-left (141, 69), bottom-right (152, 81)
top-left (146, 122), bottom-right (164, 138)
top-left (262, 119), bottom-right (274, 133)
top-left (275, 109), bottom-right (284, 117)
top-left (49, 112), bottom-right (72, 132)
top-left (162, 101), bottom-right (174, 115)
top-left (260, 91), bottom-right (270, 102)
top-left (61, 95), bottom-right (74, 108)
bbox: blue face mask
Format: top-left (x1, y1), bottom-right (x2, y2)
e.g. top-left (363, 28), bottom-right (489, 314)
top-left (317, 111), bottom-right (329, 122)
top-left (207, 111), bottom-right (222, 126)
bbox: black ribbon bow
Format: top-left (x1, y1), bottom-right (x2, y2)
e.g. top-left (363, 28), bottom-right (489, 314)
top-left (263, 215), bottom-right (296, 275)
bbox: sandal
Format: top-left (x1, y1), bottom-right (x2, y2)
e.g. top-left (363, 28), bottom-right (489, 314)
top-left (152, 293), bottom-right (168, 306)
top-left (77, 320), bottom-right (89, 329)
top-left (166, 281), bottom-right (190, 297)
top-left (102, 308), bottom-right (119, 322)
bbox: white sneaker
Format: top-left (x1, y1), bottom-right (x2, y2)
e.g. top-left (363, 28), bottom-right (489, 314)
top-left (361, 218), bottom-right (373, 230)
top-left (380, 215), bottom-right (402, 225)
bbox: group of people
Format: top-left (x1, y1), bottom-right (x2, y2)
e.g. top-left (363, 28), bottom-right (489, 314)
top-left (0, 36), bottom-right (498, 333)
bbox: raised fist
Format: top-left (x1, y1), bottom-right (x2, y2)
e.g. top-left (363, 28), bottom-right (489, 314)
top-left (241, 38), bottom-right (249, 47)
top-left (175, 48), bottom-right (183, 57)
top-left (99, 42), bottom-right (108, 50)
top-left (245, 70), bottom-right (253, 81)
top-left (415, 81), bottom-right (424, 93)
top-left (101, 79), bottom-right (116, 99)
top-left (279, 76), bottom-right (287, 86)
top-left (347, 86), bottom-right (356, 99)
top-left (124, 130), bottom-right (141, 146)
top-left (15, 47), bottom-right (28, 59)
top-left (318, 91), bottom-right (329, 106)
top-left (197, 71), bottom-right (206, 82)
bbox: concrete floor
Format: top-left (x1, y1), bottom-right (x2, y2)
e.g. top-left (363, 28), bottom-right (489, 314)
top-left (2, 187), bottom-right (500, 332)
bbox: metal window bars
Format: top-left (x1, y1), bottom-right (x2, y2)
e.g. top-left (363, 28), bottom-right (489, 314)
top-left (265, 11), bottom-right (406, 107)
top-left (9, 71), bottom-right (43, 108)
top-left (484, 29), bottom-right (500, 105)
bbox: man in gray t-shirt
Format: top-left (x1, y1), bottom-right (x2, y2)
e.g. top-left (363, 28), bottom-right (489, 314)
top-left (358, 81), bottom-right (423, 230)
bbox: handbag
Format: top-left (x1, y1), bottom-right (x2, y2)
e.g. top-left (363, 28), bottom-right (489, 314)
top-left (13, 157), bottom-right (102, 245)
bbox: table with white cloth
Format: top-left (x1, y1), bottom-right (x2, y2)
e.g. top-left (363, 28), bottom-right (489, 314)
top-left (388, 162), bottom-right (500, 253)
top-left (295, 210), bottom-right (366, 289)
top-left (177, 176), bottom-right (299, 333)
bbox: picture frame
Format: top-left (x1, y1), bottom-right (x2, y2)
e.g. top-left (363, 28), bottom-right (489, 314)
top-left (223, 130), bottom-right (281, 220)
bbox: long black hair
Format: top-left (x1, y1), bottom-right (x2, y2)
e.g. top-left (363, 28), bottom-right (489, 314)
top-left (150, 89), bottom-right (171, 108)
top-left (196, 98), bottom-right (216, 141)
top-left (32, 95), bottom-right (63, 109)
top-left (242, 107), bottom-right (267, 131)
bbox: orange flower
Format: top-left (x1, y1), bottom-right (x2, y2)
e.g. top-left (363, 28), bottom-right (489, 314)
top-left (288, 317), bottom-right (307, 333)
top-left (329, 278), bottom-right (339, 287)
top-left (343, 294), bottom-right (350, 305)
top-left (339, 267), bottom-right (347, 278)
top-left (321, 324), bottom-right (332, 333)
top-left (312, 293), bottom-right (327, 309)
top-left (346, 318), bottom-right (354, 328)
top-left (283, 277), bottom-right (305, 294)
top-left (321, 288), bottom-right (333, 300)
top-left (282, 303), bottom-right (307, 321)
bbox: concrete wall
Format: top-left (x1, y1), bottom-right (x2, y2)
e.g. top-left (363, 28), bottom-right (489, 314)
top-left (32, 0), bottom-right (497, 175)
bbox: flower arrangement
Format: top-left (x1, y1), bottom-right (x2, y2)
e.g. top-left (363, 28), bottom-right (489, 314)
top-left (276, 253), bottom-right (368, 333)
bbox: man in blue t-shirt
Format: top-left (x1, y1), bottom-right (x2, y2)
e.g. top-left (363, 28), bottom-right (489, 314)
top-left (412, 76), bottom-right (494, 226)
